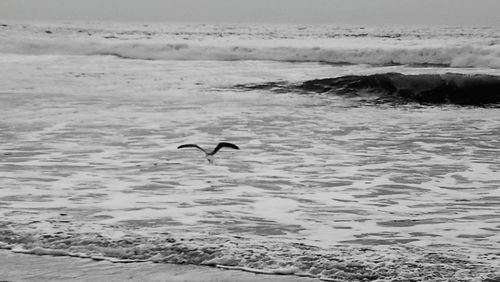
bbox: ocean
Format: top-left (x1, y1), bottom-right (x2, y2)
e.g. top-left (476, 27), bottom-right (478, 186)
top-left (0, 21), bottom-right (499, 281)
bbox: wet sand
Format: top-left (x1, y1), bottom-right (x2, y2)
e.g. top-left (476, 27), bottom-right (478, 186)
top-left (0, 250), bottom-right (318, 282)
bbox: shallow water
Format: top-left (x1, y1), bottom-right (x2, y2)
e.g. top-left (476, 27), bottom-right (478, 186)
top-left (1, 22), bottom-right (500, 281)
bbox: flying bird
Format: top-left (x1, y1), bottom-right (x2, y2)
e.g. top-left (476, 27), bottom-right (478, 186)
top-left (177, 142), bottom-right (239, 164)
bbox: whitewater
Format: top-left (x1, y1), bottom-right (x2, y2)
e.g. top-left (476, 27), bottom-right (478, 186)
top-left (0, 21), bottom-right (499, 281)
top-left (2, 22), bottom-right (500, 68)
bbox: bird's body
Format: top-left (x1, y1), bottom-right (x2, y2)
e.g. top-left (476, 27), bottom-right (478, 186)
top-left (177, 142), bottom-right (239, 164)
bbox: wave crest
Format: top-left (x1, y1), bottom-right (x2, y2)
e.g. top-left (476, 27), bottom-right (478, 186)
top-left (239, 73), bottom-right (500, 106)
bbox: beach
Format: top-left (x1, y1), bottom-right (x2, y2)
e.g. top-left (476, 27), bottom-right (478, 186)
top-left (0, 21), bottom-right (499, 281)
top-left (0, 250), bottom-right (319, 281)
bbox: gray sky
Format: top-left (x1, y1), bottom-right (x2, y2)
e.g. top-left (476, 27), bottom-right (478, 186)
top-left (1, 0), bottom-right (499, 26)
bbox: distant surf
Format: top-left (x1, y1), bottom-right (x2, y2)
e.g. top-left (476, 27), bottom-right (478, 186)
top-left (2, 22), bottom-right (500, 68)
top-left (238, 72), bottom-right (500, 106)
top-left (2, 38), bottom-right (500, 68)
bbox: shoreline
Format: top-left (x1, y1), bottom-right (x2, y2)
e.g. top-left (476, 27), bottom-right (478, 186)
top-left (0, 250), bottom-right (318, 282)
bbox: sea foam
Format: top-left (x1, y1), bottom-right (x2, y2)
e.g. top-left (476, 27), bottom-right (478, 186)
top-left (1, 36), bottom-right (500, 68)
top-left (1, 22), bottom-right (500, 68)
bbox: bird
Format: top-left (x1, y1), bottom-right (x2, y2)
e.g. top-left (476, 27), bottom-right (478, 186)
top-left (177, 142), bottom-right (239, 164)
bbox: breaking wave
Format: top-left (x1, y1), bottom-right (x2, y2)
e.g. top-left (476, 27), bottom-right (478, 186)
top-left (239, 73), bottom-right (500, 106)
top-left (1, 37), bottom-right (500, 68)
top-left (0, 230), bottom-right (497, 281)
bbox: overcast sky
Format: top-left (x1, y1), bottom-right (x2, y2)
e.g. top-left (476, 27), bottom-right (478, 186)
top-left (1, 0), bottom-right (499, 26)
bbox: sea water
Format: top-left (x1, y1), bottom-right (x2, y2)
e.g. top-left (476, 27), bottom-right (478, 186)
top-left (0, 21), bottom-right (499, 281)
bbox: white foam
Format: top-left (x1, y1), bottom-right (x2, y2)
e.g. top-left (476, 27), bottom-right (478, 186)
top-left (1, 22), bottom-right (500, 68)
top-left (1, 37), bottom-right (500, 68)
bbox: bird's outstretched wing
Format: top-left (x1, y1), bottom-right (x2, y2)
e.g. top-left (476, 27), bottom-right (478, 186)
top-left (177, 144), bottom-right (207, 154)
top-left (210, 142), bottom-right (240, 155)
